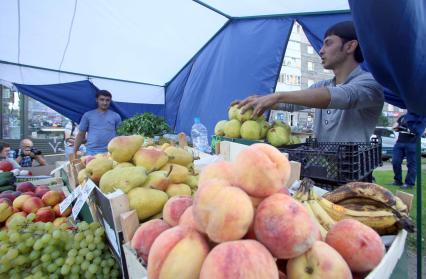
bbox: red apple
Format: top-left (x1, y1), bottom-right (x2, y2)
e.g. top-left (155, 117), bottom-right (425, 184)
top-left (23, 191), bottom-right (37, 197)
top-left (0, 198), bottom-right (12, 206)
top-left (35, 207), bottom-right (56, 223)
top-left (53, 203), bottom-right (71, 217)
top-left (16, 182), bottom-right (36, 193)
top-left (12, 194), bottom-right (32, 210)
top-left (0, 202), bottom-right (14, 222)
top-left (0, 192), bottom-right (17, 202)
top-left (53, 217), bottom-right (68, 227)
top-left (11, 191), bottom-right (22, 198)
top-left (59, 191), bottom-right (66, 200)
top-left (35, 186), bottom-right (50, 198)
top-left (41, 191), bottom-right (64, 206)
top-left (5, 212), bottom-right (27, 228)
top-left (22, 197), bottom-right (44, 214)
top-left (0, 161), bottom-right (13, 172)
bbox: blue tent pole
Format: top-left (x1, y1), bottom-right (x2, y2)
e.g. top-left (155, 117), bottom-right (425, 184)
top-left (416, 136), bottom-right (422, 279)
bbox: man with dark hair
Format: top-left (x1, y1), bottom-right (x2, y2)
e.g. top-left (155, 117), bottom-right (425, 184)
top-left (391, 114), bottom-right (417, 189)
top-left (0, 142), bottom-right (20, 169)
top-left (73, 90), bottom-right (121, 156)
top-left (236, 21), bottom-right (384, 142)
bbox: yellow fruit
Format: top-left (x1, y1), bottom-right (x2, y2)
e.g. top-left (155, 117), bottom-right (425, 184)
top-left (166, 184), bottom-right (192, 197)
top-left (128, 187), bottom-right (169, 220)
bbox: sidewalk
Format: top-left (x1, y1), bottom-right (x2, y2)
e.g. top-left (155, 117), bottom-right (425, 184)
top-left (376, 161), bottom-right (426, 171)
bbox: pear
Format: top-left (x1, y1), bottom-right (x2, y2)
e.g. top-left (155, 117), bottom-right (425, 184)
top-left (164, 146), bottom-right (193, 166)
top-left (236, 107), bottom-right (254, 122)
top-left (133, 148), bottom-right (169, 173)
top-left (99, 166), bottom-right (147, 193)
top-left (273, 120), bottom-right (291, 134)
top-left (228, 104), bottom-right (239, 120)
top-left (240, 120), bottom-right (261, 140)
top-left (143, 170), bottom-right (171, 191)
top-left (113, 162), bottom-right (135, 169)
top-left (185, 175), bottom-right (198, 189)
top-left (108, 135), bottom-right (144, 163)
top-left (160, 163), bottom-right (189, 184)
top-left (291, 135), bottom-right (301, 144)
top-left (224, 119), bottom-right (241, 138)
top-left (257, 119), bottom-right (271, 139)
top-left (166, 183), bottom-right (192, 197)
top-left (85, 158), bottom-right (114, 184)
top-left (267, 126), bottom-right (291, 147)
top-left (128, 187), bottom-right (168, 220)
top-left (77, 169), bottom-right (89, 185)
top-left (214, 120), bottom-right (228, 136)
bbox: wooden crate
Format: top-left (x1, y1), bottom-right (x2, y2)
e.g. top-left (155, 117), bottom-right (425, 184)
top-left (86, 183), bottom-right (131, 278)
top-left (122, 243), bottom-right (147, 279)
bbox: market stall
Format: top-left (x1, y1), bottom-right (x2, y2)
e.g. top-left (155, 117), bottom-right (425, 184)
top-left (0, 1), bottom-right (425, 278)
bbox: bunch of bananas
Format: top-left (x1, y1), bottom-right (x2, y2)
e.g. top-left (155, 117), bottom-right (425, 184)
top-left (294, 179), bottom-right (414, 238)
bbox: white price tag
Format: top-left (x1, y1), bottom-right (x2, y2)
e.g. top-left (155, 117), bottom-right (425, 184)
top-left (71, 180), bottom-right (96, 220)
top-left (59, 185), bottom-right (82, 214)
top-left (103, 218), bottom-right (121, 258)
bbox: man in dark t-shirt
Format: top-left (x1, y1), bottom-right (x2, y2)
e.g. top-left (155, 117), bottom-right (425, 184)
top-left (392, 114), bottom-right (416, 189)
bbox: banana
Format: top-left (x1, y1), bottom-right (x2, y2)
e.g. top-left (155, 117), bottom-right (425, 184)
top-left (322, 182), bottom-right (400, 210)
top-left (316, 194), bottom-right (400, 231)
top-left (302, 200), bottom-right (328, 239)
top-left (307, 199), bottom-right (336, 231)
top-left (339, 203), bottom-right (393, 213)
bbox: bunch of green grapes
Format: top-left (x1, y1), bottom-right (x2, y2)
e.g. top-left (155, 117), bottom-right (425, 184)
top-left (0, 215), bottom-right (120, 279)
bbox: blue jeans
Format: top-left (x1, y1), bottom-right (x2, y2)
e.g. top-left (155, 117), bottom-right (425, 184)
top-left (392, 142), bottom-right (417, 185)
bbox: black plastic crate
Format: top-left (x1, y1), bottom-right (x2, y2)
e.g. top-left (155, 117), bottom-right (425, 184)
top-left (279, 138), bottom-right (382, 188)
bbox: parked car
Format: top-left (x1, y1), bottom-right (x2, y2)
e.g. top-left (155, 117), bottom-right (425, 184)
top-left (372, 127), bottom-right (426, 161)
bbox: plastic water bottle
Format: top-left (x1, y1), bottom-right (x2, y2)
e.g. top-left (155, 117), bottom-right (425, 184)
top-left (191, 117), bottom-right (211, 153)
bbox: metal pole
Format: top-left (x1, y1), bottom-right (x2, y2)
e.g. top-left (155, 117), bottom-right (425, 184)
top-left (416, 136), bottom-right (422, 278)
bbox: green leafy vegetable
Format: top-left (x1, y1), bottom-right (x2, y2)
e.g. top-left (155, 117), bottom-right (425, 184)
top-left (117, 112), bottom-right (170, 138)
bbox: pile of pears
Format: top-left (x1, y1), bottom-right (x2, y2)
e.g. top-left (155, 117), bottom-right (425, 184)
top-left (214, 104), bottom-right (301, 147)
top-left (77, 135), bottom-right (199, 221)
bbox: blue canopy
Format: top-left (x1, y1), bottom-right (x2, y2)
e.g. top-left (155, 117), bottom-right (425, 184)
top-left (0, 2), bottom-right (424, 137)
top-left (14, 80), bottom-right (164, 123)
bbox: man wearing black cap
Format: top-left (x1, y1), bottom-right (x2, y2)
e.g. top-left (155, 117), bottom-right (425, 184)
top-left (236, 21), bottom-right (384, 142)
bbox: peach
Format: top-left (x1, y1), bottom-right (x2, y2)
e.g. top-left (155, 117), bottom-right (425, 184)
top-left (254, 193), bottom-right (318, 259)
top-left (35, 207), bottom-right (56, 222)
top-left (249, 195), bottom-right (263, 208)
top-left (41, 191), bottom-right (64, 206)
top-left (287, 241), bottom-right (352, 279)
top-left (199, 240), bottom-right (278, 279)
top-left (0, 197), bottom-right (12, 206)
top-left (325, 219), bottom-right (385, 273)
top-left (179, 206), bottom-right (203, 232)
top-left (279, 271), bottom-right (287, 279)
top-left (163, 196), bottom-right (193, 226)
top-left (53, 203), bottom-right (71, 217)
top-left (131, 219), bottom-right (171, 263)
top-left (147, 226), bottom-right (209, 279)
top-left (278, 186), bottom-right (290, 195)
top-left (22, 197), bottom-right (44, 214)
top-left (12, 194), bottom-right (32, 210)
top-left (198, 161), bottom-right (236, 187)
top-left (5, 212), bottom-right (27, 228)
top-left (234, 143), bottom-right (291, 198)
top-left (193, 179), bottom-right (253, 243)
